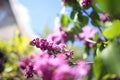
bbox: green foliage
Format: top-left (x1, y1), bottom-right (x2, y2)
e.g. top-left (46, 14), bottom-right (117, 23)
top-left (60, 14), bottom-right (70, 28)
top-left (103, 20), bottom-right (120, 39)
top-left (95, 0), bottom-right (120, 17)
top-left (70, 10), bottom-right (78, 19)
top-left (78, 14), bottom-right (89, 26)
top-left (101, 41), bottom-right (120, 77)
top-left (0, 30), bottom-right (34, 79)
top-left (90, 10), bottom-right (101, 27)
top-left (93, 48), bottom-right (105, 80)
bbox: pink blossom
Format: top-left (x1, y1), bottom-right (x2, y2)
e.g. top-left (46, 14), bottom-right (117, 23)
top-left (80, 0), bottom-right (92, 8)
top-left (52, 65), bottom-right (77, 80)
top-left (100, 14), bottom-right (109, 23)
top-left (47, 26), bottom-right (68, 44)
top-left (76, 26), bottom-right (97, 48)
top-left (74, 61), bottom-right (91, 78)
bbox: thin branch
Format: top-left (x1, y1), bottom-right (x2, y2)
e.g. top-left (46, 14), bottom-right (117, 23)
top-left (81, 8), bottom-right (107, 42)
top-left (81, 8), bottom-right (102, 32)
top-left (85, 38), bottom-right (96, 44)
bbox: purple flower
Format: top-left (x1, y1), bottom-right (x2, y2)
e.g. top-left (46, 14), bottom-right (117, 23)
top-left (80, 26), bottom-right (96, 39)
top-left (80, 0), bottom-right (92, 8)
top-left (24, 63), bottom-right (34, 78)
top-left (20, 52), bottom-right (91, 79)
top-left (64, 50), bottom-right (74, 58)
top-left (19, 57), bottom-right (31, 70)
top-left (30, 38), bottom-right (73, 57)
top-left (19, 54), bottom-right (36, 78)
top-left (73, 61), bottom-right (91, 78)
top-left (47, 26), bottom-right (68, 44)
top-left (52, 61), bottom-right (90, 80)
top-left (52, 65), bottom-right (77, 80)
top-left (20, 33), bottom-right (92, 79)
top-left (34, 56), bottom-right (53, 80)
top-left (76, 26), bottom-right (97, 48)
top-left (33, 53), bottom-right (68, 80)
top-left (100, 14), bottom-right (109, 23)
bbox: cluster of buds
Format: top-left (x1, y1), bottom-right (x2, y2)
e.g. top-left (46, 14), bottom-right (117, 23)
top-left (80, 0), bottom-right (92, 8)
top-left (100, 14), bottom-right (110, 23)
top-left (30, 38), bottom-right (73, 58)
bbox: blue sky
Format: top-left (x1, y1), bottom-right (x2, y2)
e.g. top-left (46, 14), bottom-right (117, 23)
top-left (19, 0), bottom-right (62, 35)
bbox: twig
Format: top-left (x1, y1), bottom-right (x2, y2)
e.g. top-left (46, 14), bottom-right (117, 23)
top-left (81, 8), bottom-right (102, 32)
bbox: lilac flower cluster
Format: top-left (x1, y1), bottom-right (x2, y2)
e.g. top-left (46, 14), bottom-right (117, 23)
top-left (19, 54), bottom-right (35, 78)
top-left (19, 52), bottom-right (91, 80)
top-left (75, 26), bottom-right (97, 48)
top-left (47, 26), bottom-right (68, 44)
top-left (19, 35), bottom-right (91, 79)
top-left (80, 0), bottom-right (92, 8)
top-left (100, 14), bottom-right (109, 23)
top-left (30, 37), bottom-right (73, 58)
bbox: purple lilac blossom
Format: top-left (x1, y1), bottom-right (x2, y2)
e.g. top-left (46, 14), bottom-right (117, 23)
top-left (20, 52), bottom-right (69, 79)
top-left (80, 0), bottom-right (92, 8)
top-left (19, 57), bottom-right (30, 70)
top-left (30, 38), bottom-right (73, 58)
top-left (19, 54), bottom-right (35, 78)
top-left (24, 63), bottom-right (34, 78)
top-left (47, 26), bottom-right (68, 44)
top-left (52, 65), bottom-right (77, 80)
top-left (73, 61), bottom-right (91, 78)
top-left (100, 14), bottom-right (109, 23)
top-left (20, 35), bottom-right (91, 79)
top-left (19, 52), bottom-right (90, 80)
top-left (33, 54), bottom-right (55, 80)
top-left (76, 26), bottom-right (97, 48)
top-left (19, 54), bottom-right (35, 70)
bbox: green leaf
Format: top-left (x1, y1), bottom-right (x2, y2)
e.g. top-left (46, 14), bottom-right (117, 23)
top-left (90, 10), bottom-right (101, 27)
top-left (68, 32), bottom-right (74, 43)
top-left (70, 10), bottom-right (77, 19)
top-left (78, 13), bottom-right (88, 26)
top-left (101, 41), bottom-right (120, 77)
top-left (63, 0), bottom-right (77, 7)
top-left (103, 20), bottom-right (120, 39)
top-left (60, 14), bottom-right (70, 27)
top-left (93, 48), bottom-right (105, 80)
top-left (71, 26), bottom-right (81, 35)
top-left (93, 32), bottom-right (98, 42)
top-left (91, 4), bottom-right (104, 13)
top-left (96, 0), bottom-right (120, 17)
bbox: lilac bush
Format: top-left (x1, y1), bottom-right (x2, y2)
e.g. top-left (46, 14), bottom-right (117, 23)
top-left (19, 52), bottom-right (90, 80)
top-left (19, 0), bottom-right (120, 80)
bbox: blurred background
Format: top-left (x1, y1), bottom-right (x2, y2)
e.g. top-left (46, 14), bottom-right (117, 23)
top-left (19, 0), bottom-right (62, 36)
top-left (0, 0), bottom-right (62, 40)
top-left (0, 0), bottom-right (63, 79)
